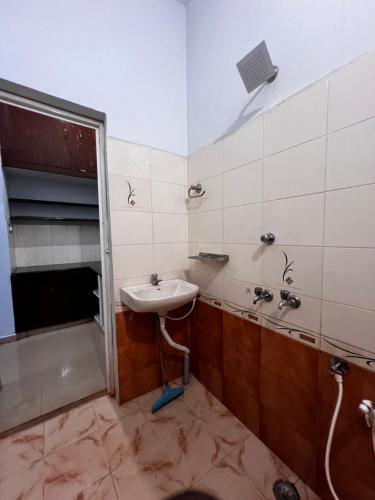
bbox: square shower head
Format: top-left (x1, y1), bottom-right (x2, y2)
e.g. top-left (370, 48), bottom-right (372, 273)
top-left (236, 41), bottom-right (278, 94)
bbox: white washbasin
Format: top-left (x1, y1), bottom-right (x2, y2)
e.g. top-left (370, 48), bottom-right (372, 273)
top-left (120, 279), bottom-right (199, 314)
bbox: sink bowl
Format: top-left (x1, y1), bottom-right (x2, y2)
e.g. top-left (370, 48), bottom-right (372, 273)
top-left (120, 279), bottom-right (199, 314)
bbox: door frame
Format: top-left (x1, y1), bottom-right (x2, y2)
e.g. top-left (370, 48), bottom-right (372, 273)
top-left (0, 78), bottom-right (117, 397)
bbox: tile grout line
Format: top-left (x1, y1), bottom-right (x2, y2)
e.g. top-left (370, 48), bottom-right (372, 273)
top-left (319, 77), bottom-right (330, 345)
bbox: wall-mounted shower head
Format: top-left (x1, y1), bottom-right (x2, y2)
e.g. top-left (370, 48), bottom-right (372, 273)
top-left (236, 40), bottom-right (278, 94)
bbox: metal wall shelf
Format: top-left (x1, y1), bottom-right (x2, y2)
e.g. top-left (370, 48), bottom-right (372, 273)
top-left (188, 252), bottom-right (229, 263)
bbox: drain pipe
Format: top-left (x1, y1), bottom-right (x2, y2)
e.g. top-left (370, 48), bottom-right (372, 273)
top-left (158, 315), bottom-right (190, 385)
top-left (325, 357), bottom-right (349, 500)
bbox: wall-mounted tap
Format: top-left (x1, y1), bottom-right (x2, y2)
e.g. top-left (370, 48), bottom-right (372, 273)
top-left (278, 290), bottom-right (301, 310)
top-left (253, 287), bottom-right (273, 305)
top-left (150, 273), bottom-right (162, 286)
top-left (260, 232), bottom-right (275, 245)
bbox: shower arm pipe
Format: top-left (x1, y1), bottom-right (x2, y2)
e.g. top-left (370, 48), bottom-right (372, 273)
top-left (158, 316), bottom-right (190, 355)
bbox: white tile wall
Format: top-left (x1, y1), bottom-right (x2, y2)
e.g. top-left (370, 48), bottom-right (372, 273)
top-left (108, 52), bottom-right (375, 365)
top-left (262, 245), bottom-right (323, 299)
top-left (224, 204), bottom-right (262, 244)
top-left (326, 117), bottom-right (375, 190)
top-left (12, 223), bottom-right (100, 268)
top-left (223, 161), bottom-right (262, 207)
top-left (322, 247), bottom-right (375, 310)
top-left (324, 185), bottom-right (375, 247)
top-left (107, 138), bottom-right (150, 179)
top-left (109, 174), bottom-right (152, 212)
top-left (187, 141), bottom-right (223, 184)
top-left (150, 149), bottom-right (186, 185)
top-left (153, 213), bottom-right (186, 243)
top-left (223, 116), bottom-right (263, 170)
top-left (186, 51), bottom-right (375, 366)
top-left (322, 301), bottom-right (375, 354)
top-left (328, 52), bottom-right (375, 132)
top-left (107, 139), bottom-right (189, 309)
top-left (263, 194), bottom-right (324, 246)
top-left (263, 80), bottom-right (328, 156)
top-left (263, 137), bottom-right (326, 201)
top-left (111, 211), bottom-right (153, 245)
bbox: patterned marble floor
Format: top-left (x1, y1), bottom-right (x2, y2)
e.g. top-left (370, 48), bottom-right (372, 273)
top-left (0, 375), bottom-right (320, 500)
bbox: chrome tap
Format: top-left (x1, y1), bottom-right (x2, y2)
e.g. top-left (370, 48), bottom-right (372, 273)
top-left (150, 273), bottom-right (162, 286)
top-left (253, 287), bottom-right (273, 305)
top-left (278, 290), bottom-right (301, 310)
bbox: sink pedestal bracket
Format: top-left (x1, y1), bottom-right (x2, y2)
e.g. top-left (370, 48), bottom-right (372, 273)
top-left (158, 315), bottom-right (190, 385)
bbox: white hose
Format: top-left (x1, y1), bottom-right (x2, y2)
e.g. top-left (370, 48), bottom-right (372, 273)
top-left (166, 298), bottom-right (196, 320)
top-left (325, 373), bottom-right (343, 500)
top-left (158, 316), bottom-right (190, 354)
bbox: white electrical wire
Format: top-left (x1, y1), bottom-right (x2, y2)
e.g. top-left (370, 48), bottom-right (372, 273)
top-left (166, 298), bottom-right (196, 320)
top-left (325, 373), bottom-right (343, 500)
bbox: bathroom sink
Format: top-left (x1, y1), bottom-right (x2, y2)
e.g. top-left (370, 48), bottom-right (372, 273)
top-left (120, 279), bottom-right (199, 314)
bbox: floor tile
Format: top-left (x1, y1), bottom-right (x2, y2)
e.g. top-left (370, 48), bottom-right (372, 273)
top-left (136, 386), bottom-right (164, 410)
top-left (93, 394), bottom-right (139, 428)
top-left (0, 422), bottom-right (43, 480)
top-left (181, 376), bottom-right (223, 418)
top-left (41, 323), bottom-right (106, 414)
top-left (147, 398), bottom-right (196, 440)
top-left (199, 403), bottom-right (251, 454)
top-left (100, 408), bottom-right (160, 471)
top-left (229, 433), bottom-right (298, 499)
top-left (196, 454), bottom-right (265, 500)
top-left (68, 474), bottom-right (117, 500)
top-left (0, 336), bottom-right (43, 433)
top-left (44, 402), bottom-right (97, 455)
top-left (0, 322), bottom-right (106, 433)
top-left (0, 459), bottom-right (44, 500)
top-left (44, 430), bottom-right (109, 500)
top-left (164, 418), bottom-right (228, 486)
top-left (112, 440), bottom-right (184, 500)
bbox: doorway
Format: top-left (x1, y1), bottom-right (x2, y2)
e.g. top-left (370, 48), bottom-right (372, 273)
top-left (0, 81), bottom-right (116, 433)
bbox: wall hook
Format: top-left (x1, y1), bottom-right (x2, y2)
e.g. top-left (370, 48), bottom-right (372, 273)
top-left (188, 183), bottom-right (206, 198)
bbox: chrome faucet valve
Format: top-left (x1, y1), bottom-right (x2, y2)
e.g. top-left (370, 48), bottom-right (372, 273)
top-left (278, 290), bottom-right (301, 310)
top-left (253, 287), bottom-right (273, 305)
top-left (150, 273), bottom-right (162, 286)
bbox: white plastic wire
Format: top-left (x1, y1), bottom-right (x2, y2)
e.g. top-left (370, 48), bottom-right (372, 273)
top-left (166, 298), bottom-right (196, 321)
top-left (325, 374), bottom-right (343, 500)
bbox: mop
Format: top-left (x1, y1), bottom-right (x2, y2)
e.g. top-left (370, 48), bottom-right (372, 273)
top-left (151, 317), bottom-right (184, 413)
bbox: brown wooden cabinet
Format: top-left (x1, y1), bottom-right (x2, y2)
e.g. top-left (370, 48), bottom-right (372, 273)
top-left (0, 102), bottom-right (97, 179)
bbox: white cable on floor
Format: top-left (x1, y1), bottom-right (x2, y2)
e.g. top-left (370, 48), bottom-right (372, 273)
top-left (166, 298), bottom-right (196, 320)
top-left (325, 373), bottom-right (343, 500)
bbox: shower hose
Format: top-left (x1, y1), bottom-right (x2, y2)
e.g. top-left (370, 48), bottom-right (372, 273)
top-left (325, 373), bottom-right (343, 500)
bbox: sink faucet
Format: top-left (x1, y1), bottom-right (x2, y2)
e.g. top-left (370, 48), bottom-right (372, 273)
top-left (278, 290), bottom-right (301, 310)
top-left (150, 273), bottom-right (162, 286)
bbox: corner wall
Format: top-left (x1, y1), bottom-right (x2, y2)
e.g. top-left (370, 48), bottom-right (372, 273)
top-left (187, 51), bottom-right (375, 373)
